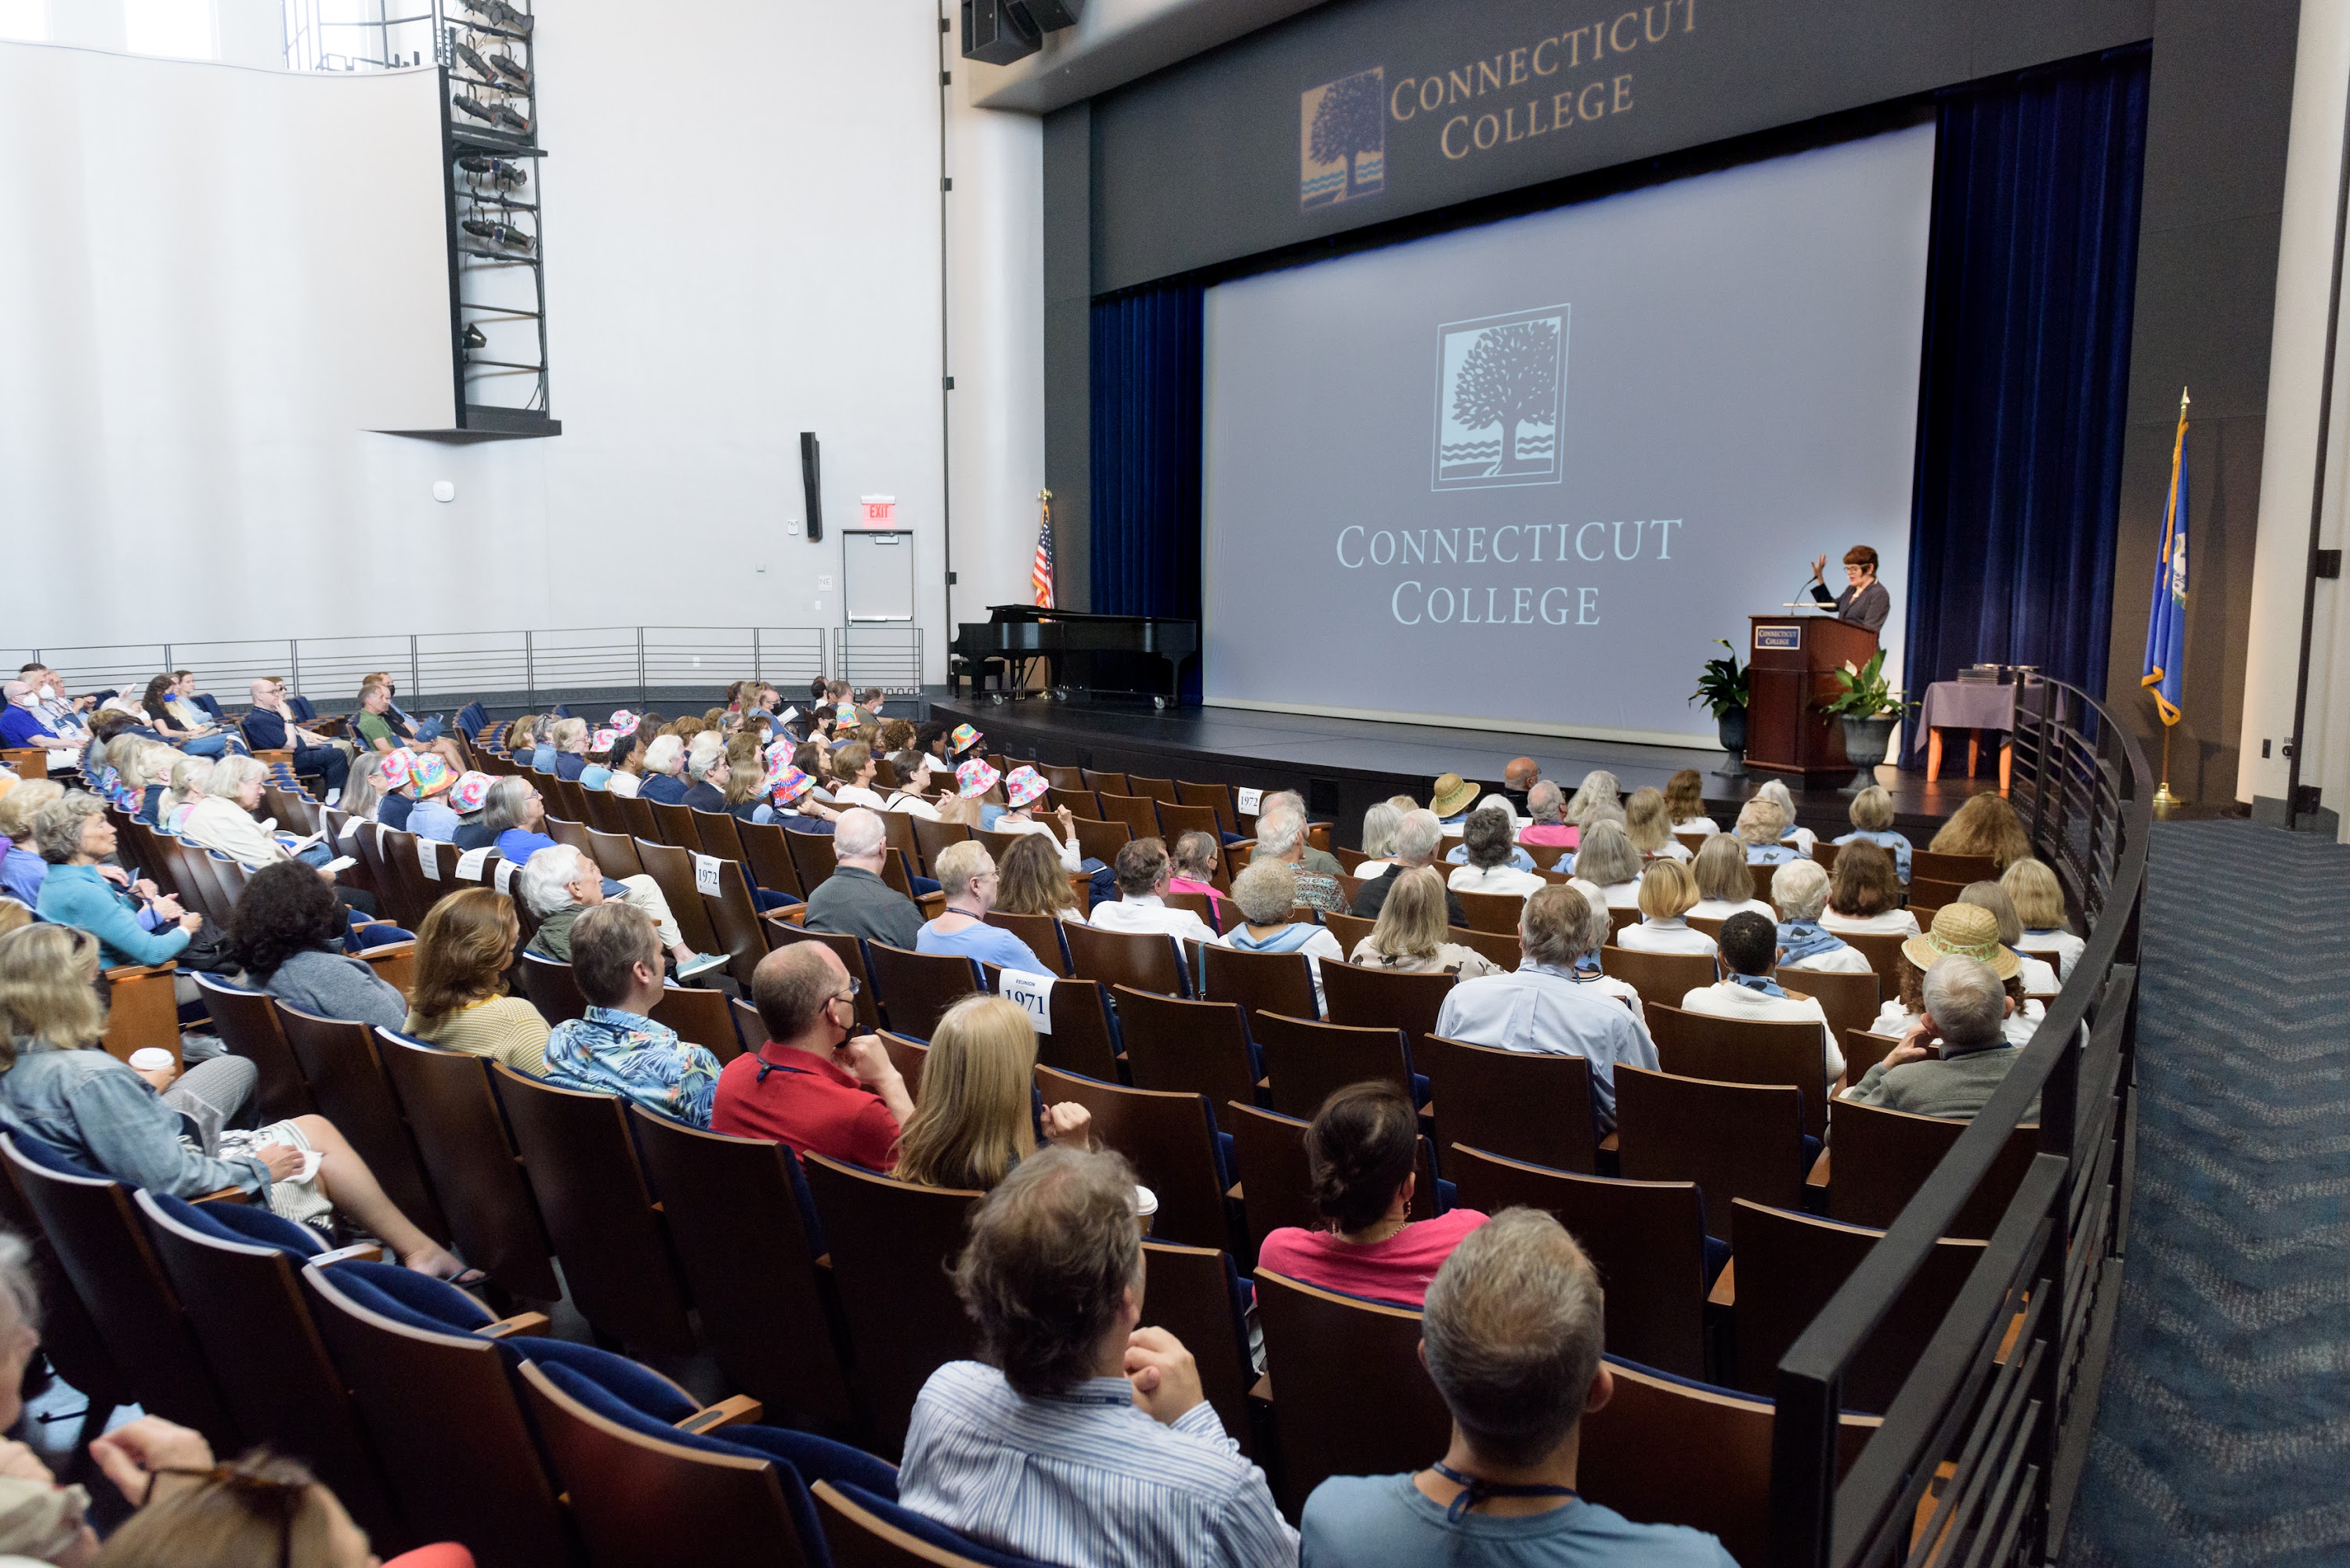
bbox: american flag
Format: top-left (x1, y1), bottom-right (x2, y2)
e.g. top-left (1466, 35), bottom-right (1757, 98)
top-left (1032, 491), bottom-right (1056, 608)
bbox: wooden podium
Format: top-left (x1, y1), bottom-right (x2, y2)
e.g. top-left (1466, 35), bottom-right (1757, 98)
top-left (1746, 613), bottom-right (1879, 780)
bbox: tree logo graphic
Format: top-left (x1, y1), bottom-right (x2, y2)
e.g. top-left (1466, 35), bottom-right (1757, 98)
top-left (1432, 306), bottom-right (1570, 490)
top-left (1300, 68), bottom-right (1385, 210)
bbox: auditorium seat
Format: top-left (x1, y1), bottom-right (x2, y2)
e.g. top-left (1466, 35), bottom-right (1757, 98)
top-left (1093, 791), bottom-right (1162, 839)
top-left (863, 943), bottom-right (983, 1041)
top-left (1447, 925), bottom-right (1523, 970)
top-left (354, 938), bottom-right (420, 999)
top-left (1114, 987), bottom-right (1257, 1119)
top-left (1909, 875), bottom-right (1969, 909)
top-left (800, 1154), bottom-right (982, 1454)
top-left (1126, 775), bottom-right (1178, 804)
top-left (1079, 768), bottom-right (1130, 796)
top-left (984, 966), bottom-right (1122, 1081)
top-left (1198, 942), bottom-right (1318, 1024)
top-left (583, 824), bottom-right (645, 877)
top-left (620, 793), bottom-right (661, 842)
top-left (1453, 888), bottom-right (1524, 934)
top-left (1035, 1065), bottom-right (1231, 1254)
top-left (1253, 1269), bottom-right (1452, 1514)
top-left (1612, 1067), bottom-right (1808, 1245)
top-left (273, 1002), bottom-right (450, 1242)
top-left (1599, 947), bottom-right (1716, 1010)
top-left (490, 1065), bottom-right (696, 1355)
top-left (544, 815), bottom-right (597, 862)
top-left (1824, 1100), bottom-right (2038, 1237)
top-left (1040, 762), bottom-right (1086, 791)
top-left (1421, 1035), bottom-right (1597, 1175)
top-left (519, 950), bottom-right (590, 1025)
top-left (983, 910), bottom-right (1072, 974)
top-left (626, 1110), bottom-right (856, 1430)
top-left (580, 787), bottom-right (629, 836)
top-left (1045, 786), bottom-right (1099, 820)
top-left (909, 816), bottom-right (971, 880)
top-left (634, 839), bottom-right (727, 953)
top-left (1162, 888), bottom-right (1235, 934)
top-left (1252, 1012), bottom-right (1411, 1121)
top-left (1647, 1001), bottom-right (1832, 1140)
top-left (0, 1140), bottom-right (131, 1449)
top-left (772, 925), bottom-right (884, 1031)
top-left (1174, 780), bottom-right (1240, 836)
top-left (649, 984), bottom-right (745, 1063)
top-left (1910, 849), bottom-right (1997, 884)
top-left (698, 853), bottom-right (776, 988)
top-left (99, 962), bottom-right (183, 1071)
top-left (784, 828), bottom-right (841, 896)
top-left (1843, 1025), bottom-right (1904, 1081)
top-left (1723, 1199), bottom-right (1985, 1409)
top-left (197, 973), bottom-right (318, 1120)
top-left (1318, 909), bottom-right (1376, 956)
top-left (1775, 965), bottom-right (1879, 1049)
top-left (1140, 1237), bottom-right (1258, 1452)
top-left (647, 800), bottom-right (703, 854)
top-left (1223, 1101), bottom-right (1316, 1263)
top-left (1153, 800), bottom-right (1222, 844)
top-left (1065, 923), bottom-right (1189, 996)
top-left (877, 1031), bottom-right (928, 1100)
top-left (691, 807), bottom-right (748, 863)
top-left (371, 1029), bottom-right (560, 1299)
top-left (1068, 815), bottom-right (1132, 868)
top-left (813, 1479), bottom-right (1045, 1568)
top-left (1839, 929), bottom-right (1912, 992)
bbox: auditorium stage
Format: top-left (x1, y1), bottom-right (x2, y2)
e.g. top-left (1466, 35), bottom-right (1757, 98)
top-left (926, 695), bottom-right (1997, 849)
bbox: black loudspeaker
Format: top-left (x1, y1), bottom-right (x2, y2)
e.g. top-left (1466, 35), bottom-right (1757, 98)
top-left (799, 432), bottom-right (823, 542)
top-left (962, 0), bottom-right (1039, 64)
top-left (1010, 0), bottom-right (1083, 30)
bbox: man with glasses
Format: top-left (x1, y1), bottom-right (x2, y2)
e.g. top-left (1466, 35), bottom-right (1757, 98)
top-left (712, 941), bottom-right (912, 1169)
top-left (240, 677), bottom-right (355, 798)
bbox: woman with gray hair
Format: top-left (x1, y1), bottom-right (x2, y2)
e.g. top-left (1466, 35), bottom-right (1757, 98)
top-left (638, 733), bottom-right (691, 805)
top-left (517, 841), bottom-right (728, 977)
top-left (1564, 821), bottom-right (1643, 908)
top-left (1567, 876), bottom-right (1647, 1023)
top-left (1358, 800), bottom-right (1407, 866)
top-left (1254, 810), bottom-right (1346, 913)
top-left (177, 753), bottom-right (309, 871)
top-left (1562, 769), bottom-right (1621, 829)
top-left (548, 717), bottom-right (592, 782)
top-left (1770, 859), bottom-right (1872, 973)
top-left (1733, 797), bottom-right (1801, 868)
top-left (1446, 806), bottom-right (1542, 896)
top-left (1209, 858), bottom-right (1343, 1012)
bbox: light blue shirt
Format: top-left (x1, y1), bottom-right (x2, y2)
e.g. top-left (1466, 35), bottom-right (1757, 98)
top-left (1302, 1472), bottom-right (1734, 1568)
top-left (1744, 842), bottom-right (1801, 867)
top-left (407, 798), bottom-right (460, 842)
top-left (1445, 842), bottom-right (1536, 872)
top-left (579, 764), bottom-right (613, 790)
top-left (1833, 828), bottom-right (1914, 883)
top-left (917, 918), bottom-right (1049, 977)
top-left (899, 1360), bottom-right (1295, 1568)
top-left (1434, 962), bottom-right (1658, 1129)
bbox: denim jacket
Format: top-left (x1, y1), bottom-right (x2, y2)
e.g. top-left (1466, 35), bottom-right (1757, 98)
top-left (0, 1040), bottom-right (269, 1197)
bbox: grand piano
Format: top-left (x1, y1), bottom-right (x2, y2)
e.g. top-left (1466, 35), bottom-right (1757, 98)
top-left (949, 605), bottom-right (1198, 704)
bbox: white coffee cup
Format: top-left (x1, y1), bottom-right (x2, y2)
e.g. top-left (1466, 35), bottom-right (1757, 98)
top-left (1133, 1184), bottom-right (1159, 1235)
top-left (128, 1048), bottom-right (175, 1074)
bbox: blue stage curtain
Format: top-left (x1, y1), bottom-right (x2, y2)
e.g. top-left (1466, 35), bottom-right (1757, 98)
top-left (1090, 284), bottom-right (1203, 623)
top-left (1903, 48), bottom-right (2149, 721)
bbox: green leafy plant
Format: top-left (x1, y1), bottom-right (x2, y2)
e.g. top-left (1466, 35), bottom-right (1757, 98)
top-left (1819, 649), bottom-right (1910, 719)
top-left (1689, 639), bottom-right (1750, 718)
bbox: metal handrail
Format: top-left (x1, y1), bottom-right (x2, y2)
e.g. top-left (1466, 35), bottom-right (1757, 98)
top-left (1770, 675), bottom-right (2151, 1568)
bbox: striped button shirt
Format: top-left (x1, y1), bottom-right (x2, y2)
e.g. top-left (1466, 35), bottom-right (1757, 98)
top-left (898, 1361), bottom-right (1297, 1568)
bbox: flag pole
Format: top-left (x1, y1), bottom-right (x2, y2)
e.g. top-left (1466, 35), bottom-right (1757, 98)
top-left (2152, 386), bottom-right (2189, 810)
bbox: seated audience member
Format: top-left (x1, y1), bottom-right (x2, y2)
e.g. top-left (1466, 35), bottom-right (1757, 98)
top-left (877, 717), bottom-right (916, 756)
top-left (1623, 786), bottom-right (1691, 864)
top-left (1874, 905), bottom-right (2042, 1046)
top-left (713, 942), bottom-right (912, 1167)
top-left (678, 732), bottom-right (725, 807)
top-left (882, 751), bottom-right (945, 818)
top-left (1688, 831), bottom-right (1775, 923)
top-left (358, 750), bottom-right (418, 832)
top-left (1212, 859), bottom-right (1343, 1009)
top-left (1090, 837), bottom-right (1217, 943)
top-left (543, 717), bottom-right (591, 782)
top-left (768, 762), bottom-right (841, 832)
top-left (1770, 860), bottom-right (1873, 974)
top-left (242, 676), bottom-right (352, 797)
top-left (363, 673), bottom-right (434, 745)
top-left (1617, 859), bottom-right (1716, 956)
top-left (1256, 810), bottom-right (1347, 912)
top-left (1357, 799), bottom-right (1407, 869)
top-left (1956, 881), bottom-right (2061, 996)
top-left (1835, 784), bottom-right (1913, 882)
top-left (233, 862), bottom-right (407, 1032)
top-left (826, 742), bottom-right (888, 812)
top-left (1351, 810), bottom-right (1469, 926)
top-left (1258, 1082), bottom-right (1487, 1306)
top-left (1445, 795), bottom-right (1535, 872)
top-left (0, 923), bottom-right (472, 1278)
top-left (32, 792), bottom-right (200, 969)
top-left (1349, 865), bottom-right (1499, 977)
top-left (638, 734), bottom-right (691, 804)
top-left (1300, 1209), bottom-right (1737, 1568)
top-left (1516, 779), bottom-right (1578, 856)
top-left (1434, 884), bottom-right (1658, 1129)
top-left (1502, 754), bottom-right (1541, 803)
top-left (603, 729), bottom-right (649, 798)
top-left (541, 902), bottom-right (721, 1127)
top-left (892, 996), bottom-right (1092, 1190)
top-left (179, 755), bottom-right (320, 871)
top-left (1261, 790), bottom-right (1343, 876)
top-left (1842, 954), bottom-right (2039, 1119)
top-left (1563, 770), bottom-right (1621, 833)
top-left (917, 841), bottom-right (1054, 974)
top-left (480, 775), bottom-right (558, 864)
top-left (156, 755), bottom-right (210, 832)
top-left (20, 663), bottom-right (94, 727)
top-left (994, 831), bottom-right (1086, 922)
top-left (352, 679), bottom-right (406, 757)
top-left (0, 782), bottom-right (62, 908)
top-left (1928, 791), bottom-right (2034, 873)
top-left (1430, 772), bottom-right (1480, 826)
top-left (514, 842), bottom-right (725, 978)
top-left (946, 721), bottom-right (986, 761)
top-left (0, 681), bottom-right (86, 762)
top-left (1564, 878), bottom-right (1646, 1021)
top-left (1664, 767), bottom-right (1719, 836)
top-left (2002, 858), bottom-right (2083, 980)
top-left (1820, 840), bottom-right (1917, 935)
top-left (1753, 779), bottom-right (1815, 854)
top-left (401, 755), bottom-right (464, 843)
top-left (1734, 797), bottom-right (1800, 868)
top-left (714, 741), bottom-right (772, 821)
top-left (803, 808), bottom-right (922, 950)
top-left (403, 888), bottom-right (550, 1077)
top-left (502, 715), bottom-right (542, 755)
top-left (1564, 821), bottom-right (1643, 908)
top-left (1676, 910), bottom-right (1841, 1078)
top-left (577, 728), bottom-right (616, 791)
top-left (137, 673), bottom-right (241, 760)
top-left (898, 1145), bottom-right (1293, 1568)
top-left (995, 767), bottom-right (1084, 871)
top-left (1166, 830), bottom-right (1230, 922)
top-left (1448, 805), bottom-right (1544, 895)
top-left (0, 1230), bottom-right (96, 1566)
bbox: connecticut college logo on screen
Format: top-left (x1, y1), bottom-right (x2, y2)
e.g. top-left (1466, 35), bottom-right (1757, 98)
top-left (1433, 306), bottom-right (1570, 490)
top-left (1300, 68), bottom-right (1385, 209)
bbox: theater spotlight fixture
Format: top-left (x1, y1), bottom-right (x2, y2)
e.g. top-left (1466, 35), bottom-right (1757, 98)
top-left (492, 103), bottom-right (530, 133)
top-left (461, 324), bottom-right (487, 351)
top-left (453, 40), bottom-right (494, 79)
top-left (457, 0), bottom-right (532, 38)
top-left (457, 155), bottom-right (527, 189)
top-left (460, 217), bottom-right (534, 251)
top-left (452, 92), bottom-right (497, 125)
top-left (488, 52), bottom-right (530, 86)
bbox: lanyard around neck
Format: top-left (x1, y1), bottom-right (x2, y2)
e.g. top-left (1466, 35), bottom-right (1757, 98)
top-left (1429, 1461), bottom-right (1578, 1523)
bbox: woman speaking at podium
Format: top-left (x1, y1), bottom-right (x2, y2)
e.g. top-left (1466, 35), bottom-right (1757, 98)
top-left (1807, 545), bottom-right (1889, 634)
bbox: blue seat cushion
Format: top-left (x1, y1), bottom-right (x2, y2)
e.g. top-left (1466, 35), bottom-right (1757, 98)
top-left (321, 1259), bottom-right (496, 1334)
top-left (147, 1191), bottom-right (322, 1257)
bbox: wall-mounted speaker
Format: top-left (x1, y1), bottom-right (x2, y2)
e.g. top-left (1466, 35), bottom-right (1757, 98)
top-left (962, 0), bottom-right (1039, 64)
top-left (1010, 0), bottom-right (1083, 31)
top-left (799, 432), bottom-right (823, 542)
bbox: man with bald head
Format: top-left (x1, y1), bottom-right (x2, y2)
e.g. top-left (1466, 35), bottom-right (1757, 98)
top-left (801, 807), bottom-right (922, 951)
top-left (240, 677), bottom-right (354, 797)
top-left (711, 941), bottom-right (913, 1169)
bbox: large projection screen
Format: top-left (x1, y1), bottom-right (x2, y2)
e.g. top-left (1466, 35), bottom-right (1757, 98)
top-left (1202, 123), bottom-right (1936, 744)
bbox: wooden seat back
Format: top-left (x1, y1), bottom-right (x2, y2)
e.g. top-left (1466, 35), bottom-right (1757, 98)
top-left (1599, 947), bottom-right (1716, 1010)
top-left (800, 1154), bottom-right (981, 1454)
top-left (647, 799), bottom-right (703, 852)
top-left (784, 828), bottom-right (840, 897)
top-left (1647, 1001), bottom-right (1830, 1140)
top-left (983, 911), bottom-right (1071, 975)
top-left (0, 1145), bottom-right (129, 1428)
top-left (627, 1111), bottom-right (855, 1429)
top-left (1446, 925), bottom-right (1523, 971)
top-left (768, 924), bottom-right (883, 1031)
top-left (1612, 1065), bottom-right (1806, 1245)
top-left (690, 807), bottom-right (747, 864)
top-left (814, 1481), bottom-right (1000, 1568)
top-left (490, 1065), bottom-right (695, 1354)
top-left (1318, 959), bottom-right (1454, 1066)
top-left (631, 838), bottom-right (725, 953)
top-left (1253, 1270), bottom-right (1451, 1514)
top-left (1153, 800), bottom-right (1223, 844)
top-left (544, 816), bottom-right (598, 863)
top-left (1198, 942), bottom-right (1317, 1023)
top-left (1911, 849), bottom-right (1997, 884)
top-left (1827, 1100), bottom-right (2040, 1237)
top-left (372, 1031), bottom-right (559, 1299)
top-left (1774, 965), bottom-right (1880, 1050)
top-left (519, 951), bottom-right (590, 1025)
top-left (1064, 923), bottom-right (1188, 996)
top-left (1319, 909), bottom-right (1375, 954)
top-left (1448, 1146), bottom-right (1708, 1377)
top-left (1422, 1035), bottom-right (1596, 1175)
top-left (1223, 1101), bottom-right (1315, 1262)
top-left (1253, 1012), bottom-right (1409, 1120)
top-left (1079, 768), bottom-right (1130, 795)
top-left (619, 792), bottom-right (661, 842)
top-left (736, 819), bottom-right (805, 900)
top-left (1035, 1065), bottom-right (1231, 1254)
top-left (1112, 987), bottom-right (1255, 1121)
top-left (273, 1003), bottom-right (450, 1243)
top-left (863, 943), bottom-right (983, 1042)
top-left (909, 816), bottom-right (971, 880)
top-left (984, 968), bottom-right (1121, 1082)
top-left (1093, 792), bottom-right (1161, 838)
top-left (1070, 815), bottom-right (1132, 867)
top-left (649, 985), bottom-right (747, 1063)
top-left (193, 974), bottom-right (316, 1122)
top-left (698, 853), bottom-right (775, 988)
top-left (1453, 888), bottom-right (1524, 934)
top-left (1140, 1238), bottom-right (1256, 1451)
top-left (1840, 929), bottom-right (1911, 993)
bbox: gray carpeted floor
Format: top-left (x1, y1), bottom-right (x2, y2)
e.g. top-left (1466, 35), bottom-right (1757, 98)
top-left (2063, 820), bottom-right (2350, 1567)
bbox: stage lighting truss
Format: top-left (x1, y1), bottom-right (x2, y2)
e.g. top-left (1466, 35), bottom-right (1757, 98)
top-left (436, 0), bottom-right (552, 428)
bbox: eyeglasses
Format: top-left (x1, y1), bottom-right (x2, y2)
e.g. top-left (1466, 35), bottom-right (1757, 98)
top-left (832, 979), bottom-right (862, 1003)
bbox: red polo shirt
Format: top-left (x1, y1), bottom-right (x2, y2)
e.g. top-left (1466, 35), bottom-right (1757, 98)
top-left (711, 1044), bottom-right (902, 1172)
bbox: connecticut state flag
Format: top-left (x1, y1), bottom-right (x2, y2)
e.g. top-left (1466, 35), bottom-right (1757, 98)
top-left (2141, 398), bottom-right (2189, 726)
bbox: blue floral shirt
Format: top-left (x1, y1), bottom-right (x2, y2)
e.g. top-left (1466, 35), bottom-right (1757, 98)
top-left (542, 1005), bottom-right (720, 1129)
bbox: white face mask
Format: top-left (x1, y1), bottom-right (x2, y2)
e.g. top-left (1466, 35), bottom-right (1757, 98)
top-left (37, 685), bottom-right (55, 700)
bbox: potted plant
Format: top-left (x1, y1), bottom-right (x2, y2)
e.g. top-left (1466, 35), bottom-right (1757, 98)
top-left (1819, 649), bottom-right (1908, 781)
top-left (1690, 640), bottom-right (1751, 775)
